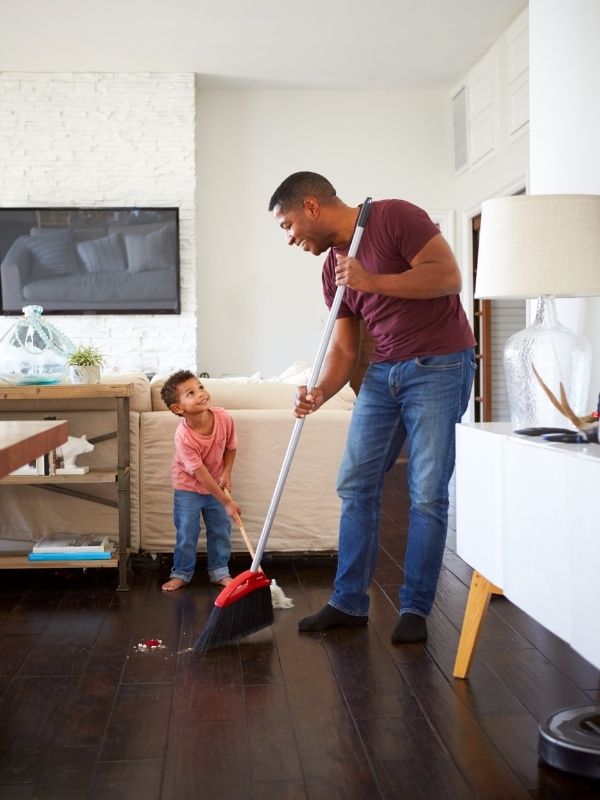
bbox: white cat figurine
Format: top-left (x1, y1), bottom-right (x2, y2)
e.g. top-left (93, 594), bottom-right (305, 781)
top-left (56, 435), bottom-right (94, 474)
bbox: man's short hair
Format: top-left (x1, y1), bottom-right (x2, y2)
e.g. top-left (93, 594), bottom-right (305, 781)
top-left (268, 171), bottom-right (336, 212)
top-left (160, 369), bottom-right (196, 412)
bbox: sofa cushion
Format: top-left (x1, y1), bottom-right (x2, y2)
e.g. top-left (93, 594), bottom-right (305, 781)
top-left (24, 230), bottom-right (80, 277)
top-left (101, 371), bottom-right (152, 413)
top-left (124, 225), bottom-right (173, 273)
top-left (77, 233), bottom-right (128, 273)
top-left (150, 374), bottom-right (355, 412)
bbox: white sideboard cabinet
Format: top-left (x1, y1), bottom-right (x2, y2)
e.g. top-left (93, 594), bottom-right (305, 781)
top-left (453, 422), bottom-right (600, 677)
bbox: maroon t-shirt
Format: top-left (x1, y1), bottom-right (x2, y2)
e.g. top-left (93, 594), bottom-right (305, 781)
top-left (322, 199), bottom-right (476, 361)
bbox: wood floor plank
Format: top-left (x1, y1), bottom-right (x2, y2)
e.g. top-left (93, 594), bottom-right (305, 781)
top-left (162, 721), bottom-right (251, 800)
top-left (34, 745), bottom-right (97, 800)
top-left (17, 588), bottom-right (111, 677)
top-left (171, 646), bottom-right (245, 723)
top-left (491, 599), bottom-right (600, 692)
top-left (245, 683), bottom-right (303, 783)
top-left (99, 682), bottom-right (173, 762)
top-left (0, 589), bottom-right (63, 636)
top-left (55, 671), bottom-right (121, 749)
top-left (271, 584), bottom-right (383, 799)
top-left (480, 647), bottom-right (593, 721)
top-left (477, 713), bottom-right (545, 792)
top-left (0, 676), bottom-right (78, 784)
top-left (375, 758), bottom-right (475, 800)
top-left (0, 785), bottom-right (34, 799)
top-left (251, 780), bottom-right (308, 800)
top-left (411, 682), bottom-right (530, 799)
top-left (322, 625), bottom-right (424, 721)
top-left (121, 580), bottom-right (184, 684)
top-left (89, 759), bottom-right (163, 800)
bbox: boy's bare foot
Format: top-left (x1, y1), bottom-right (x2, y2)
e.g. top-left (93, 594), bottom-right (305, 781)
top-left (162, 577), bottom-right (188, 592)
top-left (211, 576), bottom-right (232, 587)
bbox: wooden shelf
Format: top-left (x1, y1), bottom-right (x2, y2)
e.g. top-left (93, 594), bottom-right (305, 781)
top-left (0, 553), bottom-right (120, 569)
top-left (0, 383), bottom-right (134, 401)
top-left (1, 381), bottom-right (133, 589)
top-left (0, 468), bottom-right (119, 485)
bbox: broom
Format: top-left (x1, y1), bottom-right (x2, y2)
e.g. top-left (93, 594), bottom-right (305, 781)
top-left (195, 196), bottom-right (373, 653)
top-left (225, 488), bottom-right (294, 609)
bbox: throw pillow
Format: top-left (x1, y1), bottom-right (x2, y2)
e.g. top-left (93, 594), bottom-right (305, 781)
top-left (124, 225), bottom-right (173, 273)
top-left (77, 233), bottom-right (127, 273)
top-left (24, 231), bottom-right (80, 277)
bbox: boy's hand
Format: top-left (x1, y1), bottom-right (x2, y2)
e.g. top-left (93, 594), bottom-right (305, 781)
top-left (219, 473), bottom-right (232, 492)
top-left (224, 498), bottom-right (241, 520)
top-left (222, 487), bottom-right (240, 520)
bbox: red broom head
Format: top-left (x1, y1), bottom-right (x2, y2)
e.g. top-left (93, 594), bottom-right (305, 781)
top-left (215, 569), bottom-right (271, 608)
top-left (195, 569), bottom-right (274, 653)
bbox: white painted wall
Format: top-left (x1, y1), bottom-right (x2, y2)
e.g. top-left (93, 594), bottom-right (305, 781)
top-left (195, 88), bottom-right (454, 377)
top-left (0, 72), bottom-right (197, 375)
top-left (454, 10), bottom-right (530, 315)
top-left (451, 10), bottom-right (529, 422)
top-left (0, 78), bottom-right (455, 380)
top-left (529, 0), bottom-right (600, 410)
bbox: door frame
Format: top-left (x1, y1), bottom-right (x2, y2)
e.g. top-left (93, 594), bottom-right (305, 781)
top-left (459, 175), bottom-right (528, 422)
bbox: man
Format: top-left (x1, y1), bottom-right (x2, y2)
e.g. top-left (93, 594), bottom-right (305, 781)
top-left (269, 172), bottom-right (476, 643)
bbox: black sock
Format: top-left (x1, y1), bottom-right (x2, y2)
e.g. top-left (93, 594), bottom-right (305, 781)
top-left (391, 612), bottom-right (427, 644)
top-left (298, 604), bottom-right (368, 632)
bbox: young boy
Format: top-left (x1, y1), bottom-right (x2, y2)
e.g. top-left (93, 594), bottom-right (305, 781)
top-left (160, 370), bottom-right (240, 592)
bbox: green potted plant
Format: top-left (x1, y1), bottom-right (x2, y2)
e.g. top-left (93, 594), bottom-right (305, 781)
top-left (67, 344), bottom-right (105, 385)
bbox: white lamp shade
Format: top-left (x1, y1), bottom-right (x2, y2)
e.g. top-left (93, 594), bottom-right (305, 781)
top-left (475, 194), bottom-right (600, 299)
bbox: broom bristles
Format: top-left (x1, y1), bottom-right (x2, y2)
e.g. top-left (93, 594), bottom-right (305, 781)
top-left (195, 586), bottom-right (273, 653)
top-left (194, 575), bottom-right (274, 653)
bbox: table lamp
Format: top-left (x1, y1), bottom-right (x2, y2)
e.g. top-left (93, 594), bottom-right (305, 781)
top-left (475, 194), bottom-right (600, 429)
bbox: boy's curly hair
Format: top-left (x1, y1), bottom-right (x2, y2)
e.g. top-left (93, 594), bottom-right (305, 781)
top-left (160, 369), bottom-right (197, 413)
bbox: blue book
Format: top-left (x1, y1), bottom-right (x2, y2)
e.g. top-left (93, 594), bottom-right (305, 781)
top-left (28, 547), bottom-right (115, 562)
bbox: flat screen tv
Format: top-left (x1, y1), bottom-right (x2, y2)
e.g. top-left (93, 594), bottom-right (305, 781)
top-left (0, 207), bottom-right (180, 314)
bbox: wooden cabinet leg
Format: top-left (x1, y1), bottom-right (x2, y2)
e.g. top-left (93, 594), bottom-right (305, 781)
top-left (453, 571), bottom-right (503, 679)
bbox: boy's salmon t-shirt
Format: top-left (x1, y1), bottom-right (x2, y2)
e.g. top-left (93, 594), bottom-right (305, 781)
top-left (171, 408), bottom-right (237, 494)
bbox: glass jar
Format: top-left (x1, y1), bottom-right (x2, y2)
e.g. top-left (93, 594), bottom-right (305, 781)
top-left (0, 305), bottom-right (75, 385)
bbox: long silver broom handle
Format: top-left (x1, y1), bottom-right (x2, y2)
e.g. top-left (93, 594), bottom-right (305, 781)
top-left (251, 197), bottom-right (372, 571)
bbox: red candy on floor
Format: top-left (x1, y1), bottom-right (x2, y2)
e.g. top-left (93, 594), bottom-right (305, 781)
top-left (144, 639), bottom-right (162, 648)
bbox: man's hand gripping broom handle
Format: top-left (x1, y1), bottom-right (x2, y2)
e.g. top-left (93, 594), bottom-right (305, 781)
top-left (250, 197), bottom-right (373, 572)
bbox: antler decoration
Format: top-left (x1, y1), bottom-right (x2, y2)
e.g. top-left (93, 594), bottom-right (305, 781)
top-left (532, 365), bottom-right (596, 431)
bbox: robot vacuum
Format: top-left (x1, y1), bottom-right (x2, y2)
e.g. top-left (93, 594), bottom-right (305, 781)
top-left (538, 705), bottom-right (600, 779)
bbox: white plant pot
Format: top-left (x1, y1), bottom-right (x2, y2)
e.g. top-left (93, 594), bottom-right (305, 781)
top-left (69, 365), bottom-right (101, 384)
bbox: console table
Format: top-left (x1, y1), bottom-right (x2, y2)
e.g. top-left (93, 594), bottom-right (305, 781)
top-left (453, 422), bottom-right (600, 678)
top-left (0, 383), bottom-right (133, 590)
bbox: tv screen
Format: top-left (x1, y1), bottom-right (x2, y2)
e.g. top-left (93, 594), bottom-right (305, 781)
top-left (0, 207), bottom-right (180, 314)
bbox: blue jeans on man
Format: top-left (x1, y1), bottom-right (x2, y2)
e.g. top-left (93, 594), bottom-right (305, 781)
top-left (330, 348), bottom-right (476, 619)
top-left (170, 489), bottom-right (231, 584)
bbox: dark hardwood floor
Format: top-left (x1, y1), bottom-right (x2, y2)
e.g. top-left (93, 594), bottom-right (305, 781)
top-left (1, 463), bottom-right (599, 799)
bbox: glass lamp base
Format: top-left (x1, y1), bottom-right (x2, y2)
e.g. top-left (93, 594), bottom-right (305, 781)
top-left (504, 296), bottom-right (591, 429)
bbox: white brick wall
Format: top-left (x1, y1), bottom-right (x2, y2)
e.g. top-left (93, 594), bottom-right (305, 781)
top-left (0, 72), bottom-right (197, 375)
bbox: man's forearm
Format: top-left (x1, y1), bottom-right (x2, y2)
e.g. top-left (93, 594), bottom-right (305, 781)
top-left (316, 347), bottom-right (358, 401)
top-left (367, 264), bottom-right (461, 299)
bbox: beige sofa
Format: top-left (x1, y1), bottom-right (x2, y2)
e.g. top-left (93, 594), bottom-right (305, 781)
top-left (0, 370), bottom-right (355, 556)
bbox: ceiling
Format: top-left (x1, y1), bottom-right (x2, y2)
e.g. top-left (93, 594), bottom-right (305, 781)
top-left (0, 0), bottom-right (527, 90)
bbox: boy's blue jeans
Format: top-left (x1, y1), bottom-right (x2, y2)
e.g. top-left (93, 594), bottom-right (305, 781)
top-left (330, 349), bottom-right (476, 618)
top-left (170, 489), bottom-right (231, 584)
